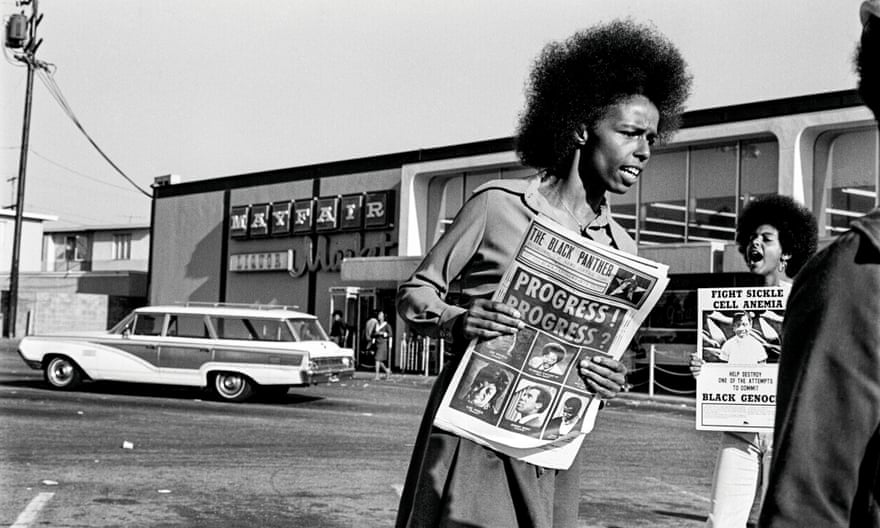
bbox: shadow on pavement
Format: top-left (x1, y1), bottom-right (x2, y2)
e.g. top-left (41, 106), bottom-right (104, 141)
top-left (0, 378), bottom-right (324, 405)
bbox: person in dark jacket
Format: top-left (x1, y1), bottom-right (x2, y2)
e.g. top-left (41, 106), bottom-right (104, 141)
top-left (759, 2), bottom-right (880, 526)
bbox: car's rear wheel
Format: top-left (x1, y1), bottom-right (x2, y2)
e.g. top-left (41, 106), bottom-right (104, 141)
top-left (211, 372), bottom-right (254, 402)
top-left (44, 356), bottom-right (83, 390)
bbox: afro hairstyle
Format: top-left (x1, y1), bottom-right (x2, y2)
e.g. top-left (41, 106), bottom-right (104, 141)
top-left (735, 195), bottom-right (818, 278)
top-left (515, 18), bottom-right (692, 174)
top-left (856, 13), bottom-right (880, 117)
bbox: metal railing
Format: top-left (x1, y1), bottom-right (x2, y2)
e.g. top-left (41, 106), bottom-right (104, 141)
top-left (626, 344), bottom-right (696, 397)
top-left (397, 336), bottom-right (696, 399)
top-left (398, 332), bottom-right (445, 376)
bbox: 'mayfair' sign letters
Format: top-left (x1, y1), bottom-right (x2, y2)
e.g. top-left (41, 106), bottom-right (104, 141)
top-left (229, 191), bottom-right (393, 239)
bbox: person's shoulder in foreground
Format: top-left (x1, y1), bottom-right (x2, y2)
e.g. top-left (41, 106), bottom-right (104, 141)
top-left (759, 3), bottom-right (880, 526)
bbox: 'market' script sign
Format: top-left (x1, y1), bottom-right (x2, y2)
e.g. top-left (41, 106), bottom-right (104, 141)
top-left (229, 233), bottom-right (397, 276)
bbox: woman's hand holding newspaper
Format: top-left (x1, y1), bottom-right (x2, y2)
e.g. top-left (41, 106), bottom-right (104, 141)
top-left (456, 299), bottom-right (526, 341)
top-left (578, 356), bottom-right (627, 399)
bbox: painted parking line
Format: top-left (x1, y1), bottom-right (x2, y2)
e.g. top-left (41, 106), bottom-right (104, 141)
top-left (646, 477), bottom-right (709, 502)
top-left (10, 492), bottom-right (54, 528)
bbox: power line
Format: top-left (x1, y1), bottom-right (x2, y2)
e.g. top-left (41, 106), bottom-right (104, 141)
top-left (3, 146), bottom-right (148, 194)
top-left (21, 204), bottom-right (106, 224)
top-left (28, 148), bottom-right (148, 194)
top-left (34, 66), bottom-right (152, 197)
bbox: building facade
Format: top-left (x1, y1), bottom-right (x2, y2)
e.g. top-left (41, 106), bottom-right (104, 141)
top-left (2, 224), bottom-right (152, 336)
top-left (151, 90), bottom-right (879, 375)
top-left (0, 209), bottom-right (55, 336)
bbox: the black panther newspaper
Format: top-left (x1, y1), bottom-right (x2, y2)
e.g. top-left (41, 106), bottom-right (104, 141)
top-left (432, 215), bottom-right (669, 469)
top-left (695, 285), bottom-right (788, 433)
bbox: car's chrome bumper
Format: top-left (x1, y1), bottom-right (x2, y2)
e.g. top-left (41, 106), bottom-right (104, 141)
top-left (306, 368), bottom-right (355, 385)
top-left (18, 350), bottom-right (41, 370)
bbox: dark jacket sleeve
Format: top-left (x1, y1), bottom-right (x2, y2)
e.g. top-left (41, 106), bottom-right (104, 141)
top-left (760, 230), bottom-right (880, 527)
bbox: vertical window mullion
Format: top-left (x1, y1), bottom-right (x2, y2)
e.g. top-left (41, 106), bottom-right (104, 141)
top-left (684, 147), bottom-right (691, 242)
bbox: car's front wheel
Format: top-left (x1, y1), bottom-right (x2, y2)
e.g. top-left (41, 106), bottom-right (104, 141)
top-left (44, 356), bottom-right (83, 390)
top-left (211, 372), bottom-right (254, 402)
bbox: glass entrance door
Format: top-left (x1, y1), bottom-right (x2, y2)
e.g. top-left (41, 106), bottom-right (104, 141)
top-left (329, 287), bottom-right (377, 370)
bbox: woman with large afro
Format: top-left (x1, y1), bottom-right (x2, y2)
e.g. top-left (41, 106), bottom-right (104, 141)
top-left (396, 19), bottom-right (691, 527)
top-left (692, 194), bottom-right (817, 527)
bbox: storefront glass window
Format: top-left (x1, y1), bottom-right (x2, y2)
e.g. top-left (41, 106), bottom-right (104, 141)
top-left (819, 127), bottom-right (879, 236)
top-left (739, 139), bottom-right (780, 205)
top-left (688, 143), bottom-right (738, 243)
top-left (427, 167), bottom-right (531, 246)
top-left (633, 149), bottom-right (688, 245)
top-left (428, 176), bottom-right (464, 245)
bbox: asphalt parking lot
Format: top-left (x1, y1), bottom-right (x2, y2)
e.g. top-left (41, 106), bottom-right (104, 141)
top-left (0, 343), bottom-right (723, 528)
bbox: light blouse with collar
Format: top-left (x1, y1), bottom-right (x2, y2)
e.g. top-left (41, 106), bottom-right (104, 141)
top-left (398, 173), bottom-right (636, 345)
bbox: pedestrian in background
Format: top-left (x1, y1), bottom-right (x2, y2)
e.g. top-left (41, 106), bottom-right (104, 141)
top-left (759, 2), bottom-right (880, 526)
top-left (691, 195), bottom-right (818, 528)
top-left (363, 311), bottom-right (378, 358)
top-left (396, 18), bottom-right (692, 528)
top-left (371, 310), bottom-right (392, 380)
top-left (329, 310), bottom-right (349, 347)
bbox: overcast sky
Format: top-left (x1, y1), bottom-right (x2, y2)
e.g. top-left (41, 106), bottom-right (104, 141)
top-left (0, 0), bottom-right (866, 227)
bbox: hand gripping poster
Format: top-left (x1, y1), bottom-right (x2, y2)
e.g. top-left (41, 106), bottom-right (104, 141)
top-left (432, 215), bottom-right (669, 469)
top-left (695, 285), bottom-right (789, 432)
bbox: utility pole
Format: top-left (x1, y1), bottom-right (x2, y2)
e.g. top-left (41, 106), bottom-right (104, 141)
top-left (5, 0), bottom-right (42, 337)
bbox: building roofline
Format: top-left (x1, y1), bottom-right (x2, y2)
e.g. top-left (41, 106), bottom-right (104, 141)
top-left (155, 89), bottom-right (867, 199)
top-left (0, 210), bottom-right (59, 222)
top-left (45, 224), bottom-right (151, 233)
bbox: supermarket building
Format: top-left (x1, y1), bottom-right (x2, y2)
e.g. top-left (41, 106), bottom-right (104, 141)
top-left (149, 90), bottom-right (878, 375)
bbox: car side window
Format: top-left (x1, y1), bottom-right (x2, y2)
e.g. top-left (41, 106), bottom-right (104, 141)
top-left (211, 317), bottom-right (256, 340)
top-left (167, 315), bottom-right (209, 338)
top-left (133, 314), bottom-right (164, 336)
top-left (251, 319), bottom-right (295, 342)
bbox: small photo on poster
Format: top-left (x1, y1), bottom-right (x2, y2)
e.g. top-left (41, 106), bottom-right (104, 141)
top-left (701, 309), bottom-right (783, 364)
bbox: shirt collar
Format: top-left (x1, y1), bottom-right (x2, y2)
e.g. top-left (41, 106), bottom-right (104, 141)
top-left (522, 173), bottom-right (610, 228)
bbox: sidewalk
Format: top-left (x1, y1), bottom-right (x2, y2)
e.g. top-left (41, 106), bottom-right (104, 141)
top-left (356, 372), bottom-right (696, 413)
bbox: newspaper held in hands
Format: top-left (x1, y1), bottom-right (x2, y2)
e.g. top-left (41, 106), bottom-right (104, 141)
top-left (432, 215), bottom-right (669, 470)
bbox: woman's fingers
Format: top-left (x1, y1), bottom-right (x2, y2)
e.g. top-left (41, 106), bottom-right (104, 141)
top-left (689, 352), bottom-right (703, 377)
top-left (578, 356), bottom-right (627, 399)
top-left (461, 300), bottom-right (525, 340)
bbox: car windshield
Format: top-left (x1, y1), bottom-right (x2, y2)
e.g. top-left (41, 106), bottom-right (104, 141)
top-left (287, 319), bottom-right (329, 341)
